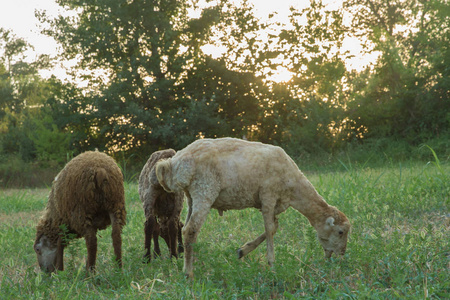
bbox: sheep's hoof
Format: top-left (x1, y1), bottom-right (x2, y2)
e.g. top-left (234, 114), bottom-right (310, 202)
top-left (237, 248), bottom-right (244, 259)
top-left (142, 254), bottom-right (151, 264)
top-left (86, 265), bottom-right (96, 273)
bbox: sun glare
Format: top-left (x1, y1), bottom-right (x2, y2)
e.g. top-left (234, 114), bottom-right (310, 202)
top-left (268, 66), bottom-right (293, 83)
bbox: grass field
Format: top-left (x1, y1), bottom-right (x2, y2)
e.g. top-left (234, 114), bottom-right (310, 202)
top-left (0, 160), bottom-right (448, 299)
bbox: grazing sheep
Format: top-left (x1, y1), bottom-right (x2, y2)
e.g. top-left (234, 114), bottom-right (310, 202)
top-left (156, 138), bottom-right (351, 278)
top-left (139, 149), bottom-right (184, 262)
top-left (34, 151), bottom-right (126, 272)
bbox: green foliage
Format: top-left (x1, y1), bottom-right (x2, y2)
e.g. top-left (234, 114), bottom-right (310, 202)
top-left (1, 161), bottom-right (448, 298)
top-left (115, 152), bottom-right (139, 183)
top-left (0, 153), bottom-right (60, 188)
top-left (30, 119), bottom-right (71, 165)
top-left (0, 154), bottom-right (32, 187)
top-left (344, 0), bottom-right (450, 143)
top-left (1, 0), bottom-right (449, 181)
top-left (36, 0), bottom-right (267, 157)
top-left (1, 28), bottom-right (69, 167)
top-left (0, 111), bottom-right (35, 161)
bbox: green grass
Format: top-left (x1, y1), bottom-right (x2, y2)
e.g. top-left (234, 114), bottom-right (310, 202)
top-left (0, 161), bottom-right (448, 299)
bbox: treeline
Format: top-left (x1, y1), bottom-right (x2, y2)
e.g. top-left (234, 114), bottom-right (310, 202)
top-left (1, 0), bottom-right (449, 186)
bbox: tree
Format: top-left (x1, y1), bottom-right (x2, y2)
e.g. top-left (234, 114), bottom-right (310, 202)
top-left (263, 0), bottom-right (351, 155)
top-left (0, 29), bottom-right (60, 162)
top-left (38, 0), bottom-right (266, 156)
top-left (344, 0), bottom-right (450, 142)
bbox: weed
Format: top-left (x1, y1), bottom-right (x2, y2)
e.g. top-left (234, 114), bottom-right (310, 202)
top-left (422, 144), bottom-right (444, 175)
top-left (116, 153), bottom-right (139, 183)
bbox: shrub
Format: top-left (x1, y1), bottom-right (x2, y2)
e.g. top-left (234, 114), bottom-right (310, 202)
top-left (0, 154), bottom-right (31, 187)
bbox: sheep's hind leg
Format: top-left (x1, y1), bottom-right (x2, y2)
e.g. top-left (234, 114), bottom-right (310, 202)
top-left (143, 218), bottom-right (151, 262)
top-left (110, 212), bottom-right (123, 268)
top-left (167, 218), bottom-right (179, 258)
top-left (143, 216), bottom-right (161, 262)
top-left (85, 228), bottom-right (98, 271)
top-left (237, 232), bottom-right (266, 259)
top-left (238, 216), bottom-right (279, 262)
top-left (152, 222), bottom-right (162, 259)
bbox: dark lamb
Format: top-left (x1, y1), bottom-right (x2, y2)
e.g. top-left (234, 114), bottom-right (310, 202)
top-left (139, 149), bottom-right (184, 262)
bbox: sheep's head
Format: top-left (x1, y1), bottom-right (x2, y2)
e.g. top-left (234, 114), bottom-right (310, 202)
top-left (34, 234), bottom-right (58, 272)
top-left (316, 209), bottom-right (351, 258)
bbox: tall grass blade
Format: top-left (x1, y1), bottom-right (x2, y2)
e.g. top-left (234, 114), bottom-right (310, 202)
top-left (64, 265), bottom-right (83, 300)
top-left (337, 158), bottom-right (350, 172)
top-left (422, 144), bottom-right (443, 173)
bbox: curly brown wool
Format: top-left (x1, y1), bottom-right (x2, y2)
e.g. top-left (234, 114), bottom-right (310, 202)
top-left (34, 151), bottom-right (126, 272)
top-left (138, 149), bottom-right (184, 262)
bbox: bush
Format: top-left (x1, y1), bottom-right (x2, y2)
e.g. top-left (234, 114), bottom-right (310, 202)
top-left (0, 154), bottom-right (60, 188)
top-left (0, 154), bottom-right (32, 187)
top-left (30, 123), bottom-right (71, 166)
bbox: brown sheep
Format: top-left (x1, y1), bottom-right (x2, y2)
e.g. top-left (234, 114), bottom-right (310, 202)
top-left (139, 149), bottom-right (184, 262)
top-left (155, 138), bottom-right (351, 278)
top-left (34, 151), bottom-right (126, 272)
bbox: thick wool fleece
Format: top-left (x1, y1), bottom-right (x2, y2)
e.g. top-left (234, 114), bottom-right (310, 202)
top-left (36, 151), bottom-right (126, 247)
top-left (139, 149), bottom-right (184, 259)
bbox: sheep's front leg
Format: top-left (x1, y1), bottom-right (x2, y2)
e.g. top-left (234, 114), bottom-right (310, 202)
top-left (177, 221), bottom-right (184, 254)
top-left (55, 236), bottom-right (65, 271)
top-left (182, 202), bottom-right (211, 278)
top-left (184, 192), bottom-right (193, 225)
top-left (85, 229), bottom-right (98, 271)
top-left (262, 209), bottom-right (278, 267)
top-left (110, 213), bottom-right (123, 268)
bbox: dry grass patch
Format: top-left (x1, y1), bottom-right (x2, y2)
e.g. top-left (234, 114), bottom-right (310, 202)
top-left (0, 211), bottom-right (41, 227)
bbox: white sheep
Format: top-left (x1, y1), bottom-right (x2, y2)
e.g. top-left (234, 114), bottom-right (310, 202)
top-left (155, 137), bottom-right (351, 278)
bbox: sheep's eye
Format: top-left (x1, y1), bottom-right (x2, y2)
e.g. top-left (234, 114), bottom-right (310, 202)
top-left (339, 231), bottom-right (344, 235)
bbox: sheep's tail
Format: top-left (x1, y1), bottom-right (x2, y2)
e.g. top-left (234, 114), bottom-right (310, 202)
top-left (95, 167), bottom-right (109, 187)
top-left (155, 158), bottom-right (174, 192)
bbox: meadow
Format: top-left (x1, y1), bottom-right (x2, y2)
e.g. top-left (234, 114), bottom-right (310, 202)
top-left (0, 158), bottom-right (448, 299)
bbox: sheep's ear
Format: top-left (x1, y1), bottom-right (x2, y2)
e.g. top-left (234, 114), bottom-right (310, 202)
top-left (326, 217), bottom-right (335, 227)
